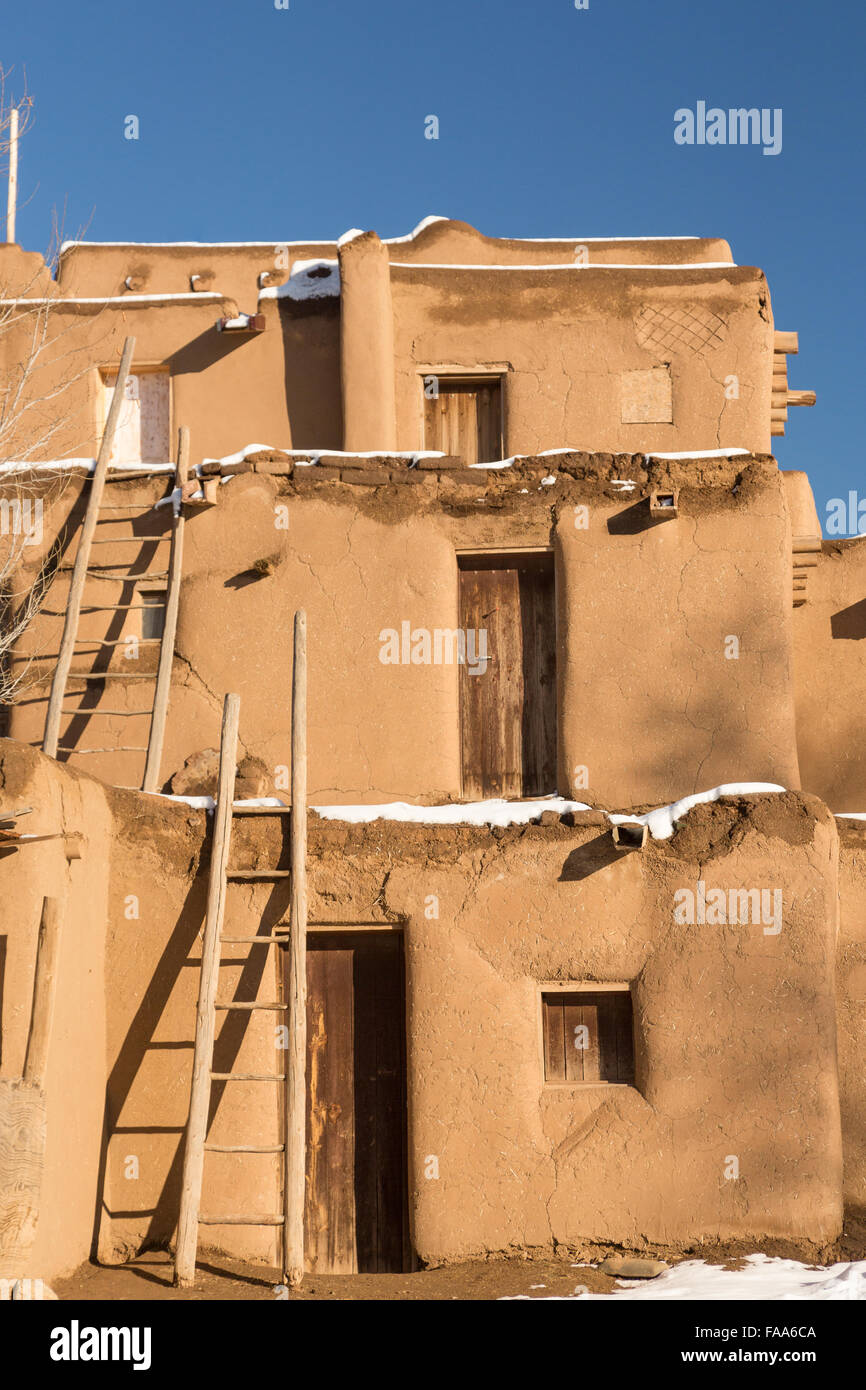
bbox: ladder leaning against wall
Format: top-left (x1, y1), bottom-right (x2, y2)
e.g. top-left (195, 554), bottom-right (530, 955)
top-left (41, 336), bottom-right (190, 792)
top-left (174, 612), bottom-right (309, 1289)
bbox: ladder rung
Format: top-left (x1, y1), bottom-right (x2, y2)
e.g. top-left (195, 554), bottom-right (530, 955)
top-left (103, 469), bottom-right (173, 481)
top-left (61, 708), bottom-right (150, 716)
top-left (72, 636), bottom-right (161, 646)
top-left (66, 673), bottom-right (157, 681)
top-left (209, 1072), bottom-right (285, 1081)
top-left (54, 569), bottom-right (169, 580)
top-left (204, 1143), bottom-right (285, 1153)
top-left (58, 745), bottom-right (148, 753)
top-left (198, 1215), bottom-right (284, 1226)
top-left (214, 1001), bottom-right (287, 1011)
top-left (231, 806), bottom-right (291, 816)
top-left (220, 935), bottom-right (288, 945)
top-left (98, 504), bottom-right (164, 511)
top-left (87, 536), bottom-right (169, 544)
top-left (42, 604), bottom-right (160, 614)
top-left (226, 870), bottom-right (291, 880)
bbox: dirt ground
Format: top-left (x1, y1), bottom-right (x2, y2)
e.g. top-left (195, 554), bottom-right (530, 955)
top-left (53, 1222), bottom-right (866, 1301)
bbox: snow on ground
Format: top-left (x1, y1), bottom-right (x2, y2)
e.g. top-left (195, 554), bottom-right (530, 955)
top-left (504, 1255), bottom-right (866, 1301)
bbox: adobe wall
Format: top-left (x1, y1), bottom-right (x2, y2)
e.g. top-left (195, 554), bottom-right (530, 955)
top-left (0, 243), bottom-right (342, 467)
top-left (838, 823), bottom-right (866, 1217)
top-left (0, 743), bottom-right (846, 1272)
top-left (2, 224), bottom-right (765, 471)
top-left (9, 452), bottom-right (799, 808)
top-left (0, 742), bottom-right (109, 1279)
top-left (389, 263), bottom-right (774, 456)
top-left (794, 540), bottom-right (866, 812)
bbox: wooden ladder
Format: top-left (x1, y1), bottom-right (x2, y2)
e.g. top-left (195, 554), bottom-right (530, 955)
top-left (41, 336), bottom-right (190, 792)
top-left (175, 613), bottom-right (308, 1289)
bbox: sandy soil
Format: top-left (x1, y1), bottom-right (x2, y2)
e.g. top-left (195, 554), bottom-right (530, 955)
top-left (53, 1223), bottom-right (866, 1302)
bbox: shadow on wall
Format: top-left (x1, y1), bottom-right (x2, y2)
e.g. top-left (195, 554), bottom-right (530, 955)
top-left (831, 599), bottom-right (866, 640)
top-left (92, 862), bottom-right (293, 1257)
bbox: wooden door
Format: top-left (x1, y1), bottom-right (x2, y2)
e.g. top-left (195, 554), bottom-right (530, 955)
top-left (295, 931), bottom-right (408, 1274)
top-left (424, 378), bottom-right (503, 464)
top-left (102, 369), bottom-right (170, 465)
top-left (458, 555), bottom-right (556, 798)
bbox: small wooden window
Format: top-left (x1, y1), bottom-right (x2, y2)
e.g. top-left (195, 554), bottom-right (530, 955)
top-left (139, 590), bottom-right (166, 641)
top-left (542, 990), bottom-right (635, 1085)
top-left (423, 376), bottom-right (503, 465)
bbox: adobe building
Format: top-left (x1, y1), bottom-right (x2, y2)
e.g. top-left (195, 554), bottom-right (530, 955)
top-left (0, 219), bottom-right (863, 1284)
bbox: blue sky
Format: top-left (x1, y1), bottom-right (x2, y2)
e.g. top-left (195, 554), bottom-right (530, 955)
top-left (3, 0), bottom-right (863, 519)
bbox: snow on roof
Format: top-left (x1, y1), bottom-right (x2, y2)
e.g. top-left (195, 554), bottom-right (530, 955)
top-left (504, 1254), bottom-right (866, 1302)
top-left (147, 786), bottom-right (793, 837)
top-left (391, 261), bottom-right (737, 272)
top-left (259, 259), bottom-right (340, 302)
top-left (312, 797), bottom-right (592, 828)
top-left (645, 448), bottom-right (751, 459)
top-left (59, 223), bottom-right (708, 256)
top-left (0, 292), bottom-right (224, 307)
top-left (0, 458), bottom-right (175, 476)
top-left (382, 215), bottom-right (450, 244)
top-left (608, 783), bottom-right (786, 840)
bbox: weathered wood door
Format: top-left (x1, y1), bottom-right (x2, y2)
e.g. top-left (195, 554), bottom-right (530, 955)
top-left (458, 554), bottom-right (556, 799)
top-left (424, 377), bottom-right (503, 464)
top-left (295, 931), bottom-right (408, 1274)
top-left (101, 369), bottom-right (170, 466)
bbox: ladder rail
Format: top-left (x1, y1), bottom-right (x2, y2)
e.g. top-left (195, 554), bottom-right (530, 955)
top-left (143, 426), bottom-right (188, 792)
top-left (42, 335), bottom-right (136, 756)
top-left (174, 693), bottom-right (240, 1287)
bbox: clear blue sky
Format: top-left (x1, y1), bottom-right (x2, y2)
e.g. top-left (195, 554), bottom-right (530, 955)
top-left (3, 0), bottom-right (863, 521)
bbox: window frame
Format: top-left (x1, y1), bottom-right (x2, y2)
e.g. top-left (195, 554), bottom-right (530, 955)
top-left (538, 981), bottom-right (636, 1089)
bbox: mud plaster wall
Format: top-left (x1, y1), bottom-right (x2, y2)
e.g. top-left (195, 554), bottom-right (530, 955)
top-left (794, 541), bottom-right (866, 812)
top-left (838, 826), bottom-right (866, 1213)
top-left (0, 747), bottom-right (847, 1271)
top-left (390, 266), bottom-right (773, 457)
top-left (10, 456), bottom-right (800, 808)
top-left (0, 244), bottom-right (342, 467)
top-left (0, 743), bottom-right (109, 1279)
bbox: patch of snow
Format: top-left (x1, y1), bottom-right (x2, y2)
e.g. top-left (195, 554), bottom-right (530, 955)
top-left (836, 814), bottom-right (866, 822)
top-left (383, 215), bottom-right (450, 244)
top-left (312, 796), bottom-right (591, 828)
top-left (608, 783), bottom-right (786, 841)
top-left (645, 448), bottom-right (750, 459)
top-left (0, 458), bottom-right (175, 476)
top-left (259, 260), bottom-right (340, 302)
top-left (505, 1255), bottom-right (866, 1301)
top-left (337, 228), bottom-right (366, 247)
top-left (201, 443), bottom-right (275, 468)
top-left (0, 293), bottom-right (224, 306)
top-left (540, 476), bottom-right (557, 486)
top-left (218, 313), bottom-right (255, 330)
top-left (391, 262), bottom-right (737, 272)
top-left (146, 795), bottom-right (288, 812)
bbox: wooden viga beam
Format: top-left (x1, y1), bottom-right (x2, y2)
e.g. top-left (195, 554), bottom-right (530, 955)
top-left (774, 330), bottom-right (799, 355)
top-left (787, 390), bottom-right (817, 408)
